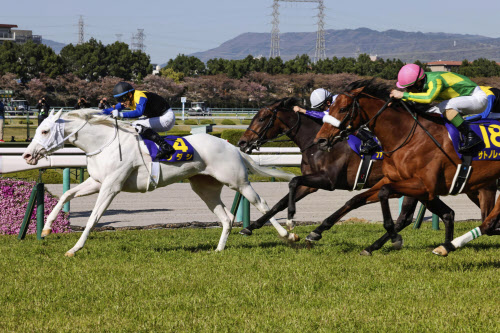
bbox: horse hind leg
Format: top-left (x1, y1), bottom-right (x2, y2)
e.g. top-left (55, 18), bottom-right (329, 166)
top-left (189, 175), bottom-right (232, 251)
top-left (238, 184), bottom-right (299, 242)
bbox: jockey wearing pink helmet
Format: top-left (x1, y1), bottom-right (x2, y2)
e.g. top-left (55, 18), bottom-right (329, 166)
top-left (396, 64), bottom-right (426, 89)
top-left (390, 64), bottom-right (488, 154)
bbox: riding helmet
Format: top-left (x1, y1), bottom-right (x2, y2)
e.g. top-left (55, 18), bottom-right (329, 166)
top-left (113, 82), bottom-right (135, 100)
top-left (310, 88), bottom-right (333, 109)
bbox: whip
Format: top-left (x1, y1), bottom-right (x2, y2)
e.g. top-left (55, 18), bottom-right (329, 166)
top-left (115, 118), bottom-right (122, 161)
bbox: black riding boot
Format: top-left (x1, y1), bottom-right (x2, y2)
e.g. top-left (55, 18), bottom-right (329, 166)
top-left (457, 122), bottom-right (483, 154)
top-left (142, 128), bottom-right (176, 160)
top-left (356, 128), bottom-right (379, 154)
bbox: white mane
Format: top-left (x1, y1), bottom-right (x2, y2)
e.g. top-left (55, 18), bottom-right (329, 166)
top-left (63, 108), bottom-right (135, 131)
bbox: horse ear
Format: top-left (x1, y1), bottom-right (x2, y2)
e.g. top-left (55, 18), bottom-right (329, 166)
top-left (49, 108), bottom-right (55, 118)
top-left (351, 87), bottom-right (365, 96)
top-left (54, 108), bottom-right (64, 120)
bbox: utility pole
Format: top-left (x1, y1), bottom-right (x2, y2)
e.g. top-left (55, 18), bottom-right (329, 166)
top-left (269, 0), bottom-right (327, 62)
top-left (132, 29), bottom-right (145, 52)
top-left (78, 15), bottom-right (84, 45)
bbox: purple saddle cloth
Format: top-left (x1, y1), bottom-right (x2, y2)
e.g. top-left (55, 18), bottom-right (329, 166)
top-left (347, 135), bottom-right (383, 160)
top-left (141, 135), bottom-right (194, 162)
top-left (445, 119), bottom-right (500, 160)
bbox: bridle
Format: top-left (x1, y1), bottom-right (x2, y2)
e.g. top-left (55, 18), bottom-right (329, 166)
top-left (35, 116), bottom-right (119, 158)
top-left (246, 105), bottom-right (301, 150)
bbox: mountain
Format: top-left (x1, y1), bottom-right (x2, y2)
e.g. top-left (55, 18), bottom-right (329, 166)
top-left (42, 39), bottom-right (66, 54)
top-left (190, 28), bottom-right (500, 63)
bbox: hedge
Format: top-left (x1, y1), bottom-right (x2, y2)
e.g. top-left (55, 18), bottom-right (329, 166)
top-left (221, 119), bottom-right (236, 125)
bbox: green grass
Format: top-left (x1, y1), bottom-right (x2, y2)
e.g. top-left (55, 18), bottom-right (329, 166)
top-left (0, 222), bottom-right (498, 332)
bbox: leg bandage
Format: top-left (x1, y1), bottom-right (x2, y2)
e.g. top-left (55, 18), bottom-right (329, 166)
top-left (451, 227), bottom-right (482, 248)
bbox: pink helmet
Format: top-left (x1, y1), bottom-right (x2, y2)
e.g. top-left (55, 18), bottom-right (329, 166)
top-left (396, 64), bottom-right (425, 89)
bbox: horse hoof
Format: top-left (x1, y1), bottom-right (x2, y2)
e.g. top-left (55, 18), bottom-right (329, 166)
top-left (305, 232), bottom-right (322, 242)
top-left (64, 252), bottom-right (75, 257)
top-left (41, 229), bottom-right (52, 237)
top-left (288, 233), bottom-right (300, 242)
top-left (239, 228), bottom-right (252, 236)
top-left (392, 236), bottom-right (404, 250)
top-left (432, 246), bottom-right (448, 257)
top-left (286, 219), bottom-right (296, 231)
top-left (360, 250), bottom-right (372, 256)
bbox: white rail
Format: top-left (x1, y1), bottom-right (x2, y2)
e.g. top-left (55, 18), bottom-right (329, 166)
top-left (0, 147), bottom-right (302, 174)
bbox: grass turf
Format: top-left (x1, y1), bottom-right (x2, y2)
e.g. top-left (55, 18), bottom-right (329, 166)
top-left (0, 222), bottom-right (498, 332)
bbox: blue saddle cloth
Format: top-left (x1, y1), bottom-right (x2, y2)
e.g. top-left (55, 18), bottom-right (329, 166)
top-left (445, 119), bottom-right (500, 160)
top-left (347, 135), bottom-right (383, 160)
top-left (142, 135), bottom-right (194, 162)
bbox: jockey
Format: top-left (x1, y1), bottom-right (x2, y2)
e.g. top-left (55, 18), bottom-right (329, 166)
top-left (103, 82), bottom-right (176, 160)
top-left (390, 64), bottom-right (486, 154)
top-left (294, 88), bottom-right (379, 154)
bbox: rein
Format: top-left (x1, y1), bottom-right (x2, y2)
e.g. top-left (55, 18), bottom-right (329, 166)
top-left (335, 92), bottom-right (442, 155)
top-left (247, 106), bottom-right (302, 150)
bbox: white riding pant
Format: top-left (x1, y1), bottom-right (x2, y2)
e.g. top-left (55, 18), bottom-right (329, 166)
top-left (427, 86), bottom-right (488, 115)
top-left (132, 109), bottom-right (175, 133)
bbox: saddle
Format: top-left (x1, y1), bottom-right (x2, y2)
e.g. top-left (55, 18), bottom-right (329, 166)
top-left (141, 135), bottom-right (194, 162)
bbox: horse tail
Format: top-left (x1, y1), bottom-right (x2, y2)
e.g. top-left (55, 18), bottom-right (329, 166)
top-left (239, 151), bottom-right (295, 181)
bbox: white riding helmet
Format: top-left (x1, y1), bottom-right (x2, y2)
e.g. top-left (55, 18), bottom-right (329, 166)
top-left (310, 88), bottom-right (333, 109)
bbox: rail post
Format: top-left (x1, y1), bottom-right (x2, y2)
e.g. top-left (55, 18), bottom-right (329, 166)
top-left (63, 168), bottom-right (70, 212)
top-left (18, 170), bottom-right (45, 240)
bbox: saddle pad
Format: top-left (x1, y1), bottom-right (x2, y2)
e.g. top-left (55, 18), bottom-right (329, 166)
top-left (445, 119), bottom-right (500, 160)
top-left (347, 135), bottom-right (383, 160)
top-left (142, 135), bottom-right (194, 162)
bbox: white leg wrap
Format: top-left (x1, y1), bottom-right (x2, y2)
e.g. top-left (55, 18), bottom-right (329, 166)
top-left (451, 227), bottom-right (482, 249)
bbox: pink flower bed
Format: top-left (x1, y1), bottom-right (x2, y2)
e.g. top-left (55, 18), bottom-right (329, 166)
top-left (0, 178), bottom-right (71, 235)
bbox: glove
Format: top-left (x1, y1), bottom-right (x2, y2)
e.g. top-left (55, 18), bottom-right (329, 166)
top-left (102, 108), bottom-right (113, 115)
top-left (112, 109), bottom-right (120, 119)
top-left (115, 103), bottom-right (124, 111)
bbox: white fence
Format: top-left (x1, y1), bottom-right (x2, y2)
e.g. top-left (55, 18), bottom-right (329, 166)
top-left (0, 147), bottom-right (302, 174)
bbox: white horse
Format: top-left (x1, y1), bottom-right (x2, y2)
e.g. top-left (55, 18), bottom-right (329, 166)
top-left (23, 109), bottom-right (299, 256)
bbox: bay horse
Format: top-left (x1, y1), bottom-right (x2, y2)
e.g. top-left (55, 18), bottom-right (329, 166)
top-left (22, 109), bottom-right (299, 256)
top-left (312, 79), bottom-right (500, 256)
top-left (237, 98), bottom-right (496, 254)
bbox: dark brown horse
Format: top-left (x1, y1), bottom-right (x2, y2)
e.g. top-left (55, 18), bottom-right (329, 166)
top-left (238, 97), bottom-right (496, 254)
top-left (311, 80), bottom-right (500, 256)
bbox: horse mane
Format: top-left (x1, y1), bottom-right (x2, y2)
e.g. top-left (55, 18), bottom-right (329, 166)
top-left (64, 109), bottom-right (135, 130)
top-left (346, 78), bottom-right (443, 123)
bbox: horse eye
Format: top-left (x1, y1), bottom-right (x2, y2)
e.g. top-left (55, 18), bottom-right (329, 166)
top-left (339, 108), bottom-right (348, 113)
top-left (42, 130), bottom-right (48, 135)
top-left (258, 118), bottom-right (265, 122)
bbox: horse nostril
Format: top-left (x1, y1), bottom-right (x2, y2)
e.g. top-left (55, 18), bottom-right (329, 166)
top-left (238, 140), bottom-right (247, 147)
top-left (317, 138), bottom-right (327, 146)
top-left (23, 154), bottom-right (31, 160)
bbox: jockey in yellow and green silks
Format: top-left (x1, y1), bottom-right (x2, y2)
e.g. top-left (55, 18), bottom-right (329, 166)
top-left (102, 82), bottom-right (176, 160)
top-left (390, 64), bottom-right (488, 154)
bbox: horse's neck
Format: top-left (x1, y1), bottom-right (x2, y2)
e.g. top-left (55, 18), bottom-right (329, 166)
top-left (281, 112), bottom-right (321, 150)
top-left (65, 120), bottom-right (119, 154)
top-left (364, 99), bottom-right (417, 152)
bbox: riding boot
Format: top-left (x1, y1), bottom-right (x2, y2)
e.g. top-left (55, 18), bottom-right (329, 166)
top-left (457, 122), bottom-right (483, 154)
top-left (142, 128), bottom-right (176, 160)
top-left (356, 127), bottom-right (379, 154)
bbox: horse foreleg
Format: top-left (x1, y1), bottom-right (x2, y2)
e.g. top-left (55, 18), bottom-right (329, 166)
top-left (305, 181), bottom-right (387, 242)
top-left (287, 173), bottom-right (335, 230)
top-left (242, 185), bottom-right (317, 234)
top-left (65, 178), bottom-right (123, 257)
top-left (361, 196), bottom-right (419, 255)
top-left (43, 178), bottom-right (101, 237)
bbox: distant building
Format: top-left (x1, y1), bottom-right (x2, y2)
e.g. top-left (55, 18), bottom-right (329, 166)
top-left (0, 24), bottom-right (42, 45)
top-left (426, 61), bottom-right (463, 72)
top-left (152, 64), bottom-right (161, 75)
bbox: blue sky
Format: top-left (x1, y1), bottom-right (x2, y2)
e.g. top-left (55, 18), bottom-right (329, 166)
top-left (1, 0), bottom-right (499, 64)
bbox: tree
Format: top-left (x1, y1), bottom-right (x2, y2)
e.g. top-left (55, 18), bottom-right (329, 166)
top-left (165, 54), bottom-right (205, 76)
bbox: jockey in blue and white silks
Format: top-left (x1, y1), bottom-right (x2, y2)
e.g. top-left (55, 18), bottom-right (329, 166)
top-left (294, 88), bottom-right (379, 154)
top-left (103, 82), bottom-right (176, 160)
